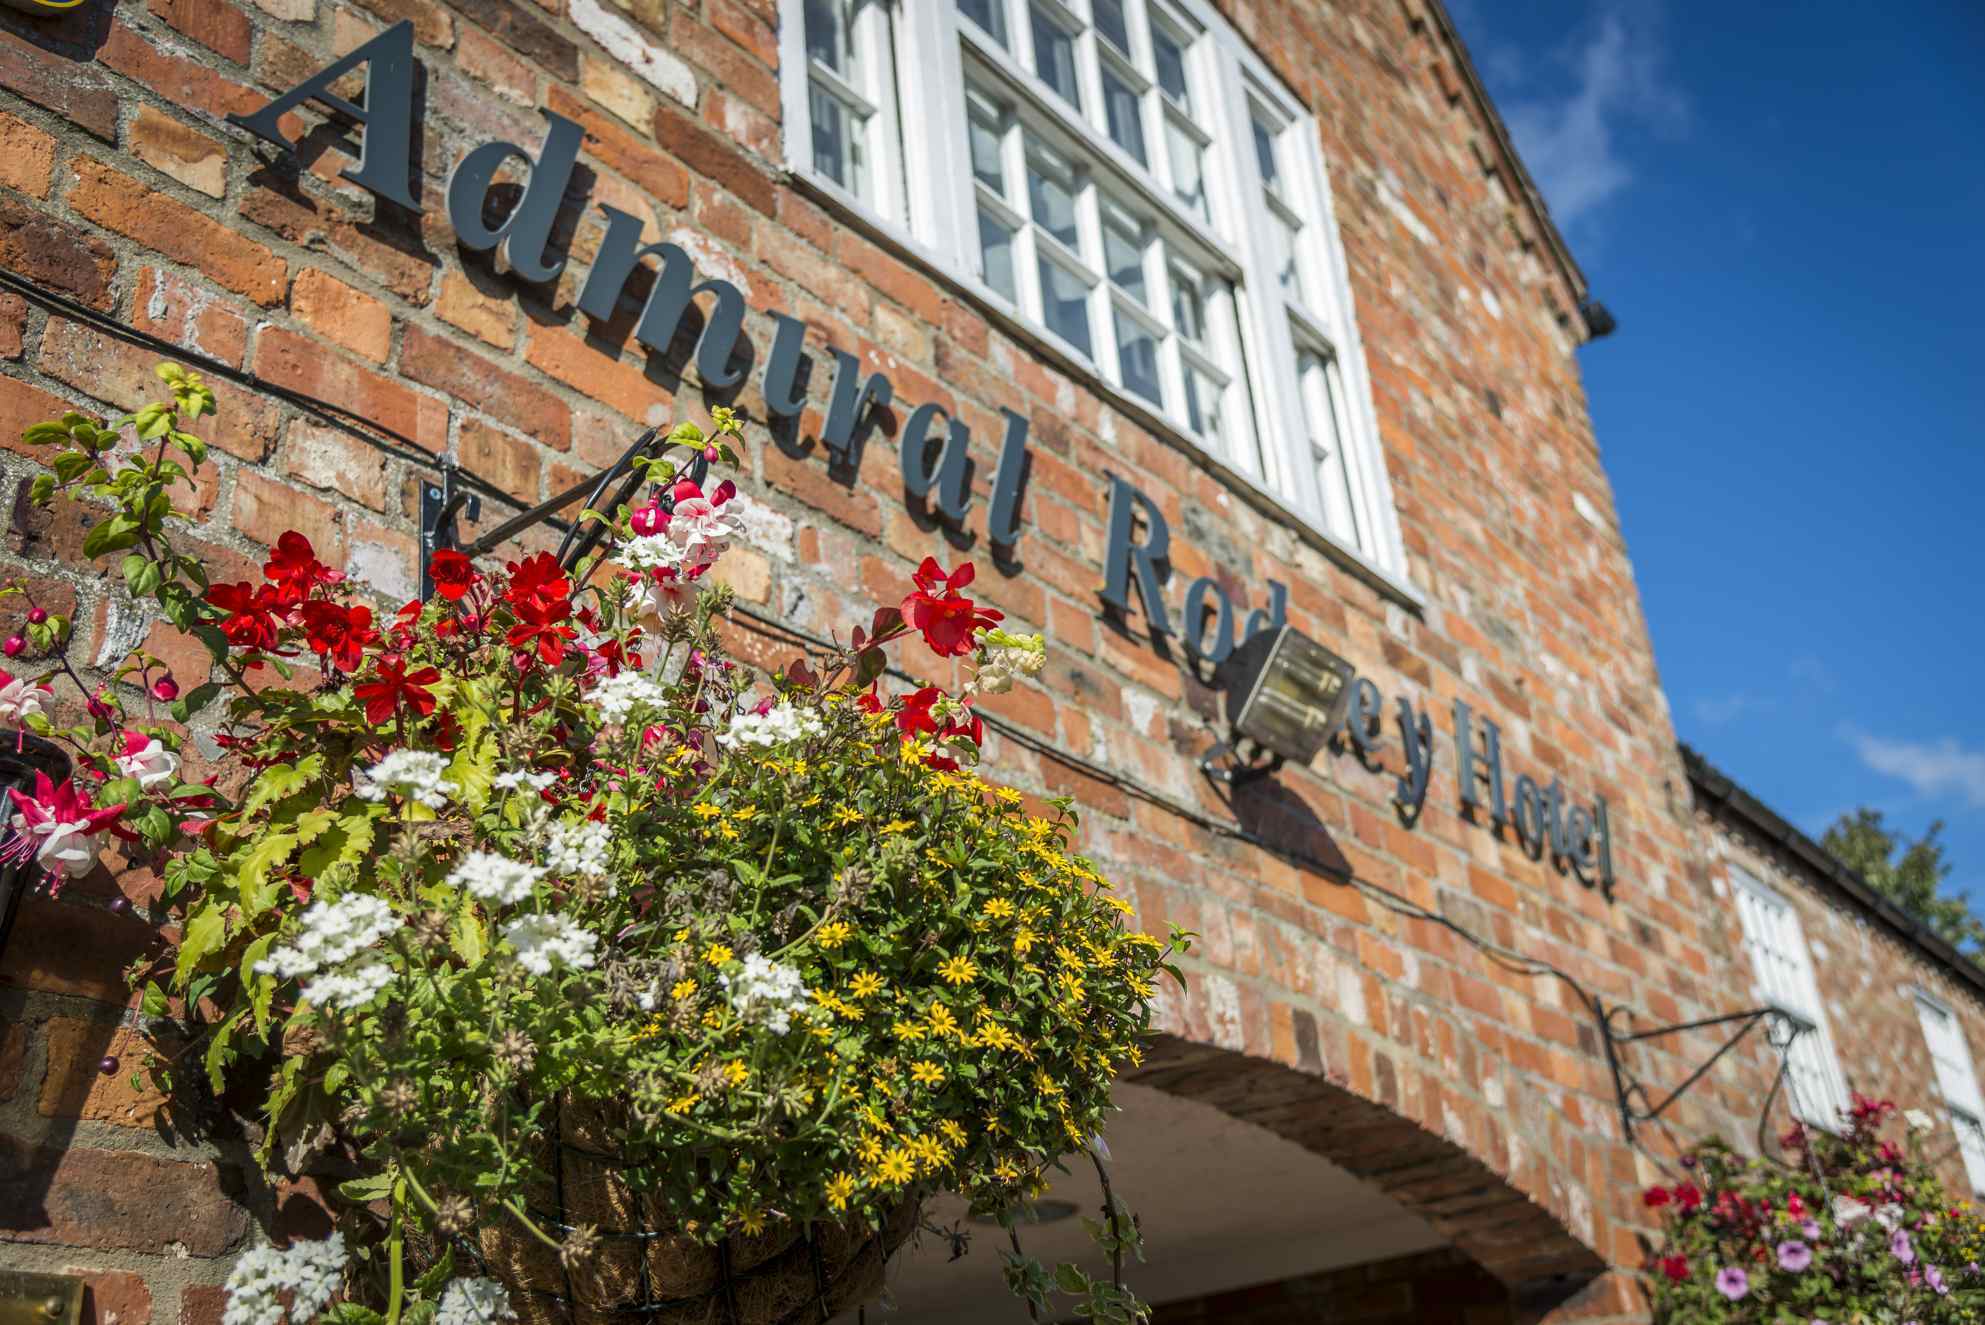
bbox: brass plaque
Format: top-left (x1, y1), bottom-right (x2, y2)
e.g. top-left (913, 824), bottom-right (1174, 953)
top-left (0, 1271), bottom-right (84, 1325)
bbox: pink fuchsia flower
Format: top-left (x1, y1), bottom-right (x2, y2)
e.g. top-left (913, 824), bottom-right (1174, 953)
top-left (0, 668), bottom-right (53, 724)
top-left (1714, 1266), bottom-right (1748, 1301)
top-left (3, 771), bottom-right (125, 885)
top-left (1801, 1219), bottom-right (1821, 1240)
top-left (1928, 1264), bottom-right (1948, 1295)
top-left (665, 486), bottom-right (737, 569)
top-left (1892, 1229), bottom-right (1916, 1264)
top-left (113, 731), bottom-right (179, 790)
top-left (1776, 1240), bottom-right (1812, 1272)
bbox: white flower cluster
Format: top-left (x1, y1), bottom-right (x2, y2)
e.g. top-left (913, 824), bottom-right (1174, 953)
top-left (589, 669), bottom-right (666, 723)
top-left (435, 1278), bottom-right (514, 1325)
top-left (720, 953), bottom-right (812, 1035)
top-left (223, 1233), bottom-right (347, 1325)
top-left (354, 750), bottom-right (456, 808)
top-left (501, 913), bottom-right (599, 975)
top-left (971, 630), bottom-right (1048, 696)
top-left (545, 818), bottom-right (611, 878)
top-left (300, 956), bottom-right (395, 1012)
top-left (619, 532), bottom-right (683, 574)
top-left (493, 768), bottom-right (556, 794)
top-left (717, 702), bottom-right (824, 750)
top-left (257, 895), bottom-right (399, 980)
top-left (447, 851), bottom-right (544, 907)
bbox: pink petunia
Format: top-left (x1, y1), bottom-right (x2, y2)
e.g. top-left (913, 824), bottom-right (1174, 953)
top-left (1714, 1266), bottom-right (1749, 1301)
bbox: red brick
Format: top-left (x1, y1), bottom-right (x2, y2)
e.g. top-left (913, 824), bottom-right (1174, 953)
top-left (0, 1133), bottom-right (248, 1254)
top-left (179, 1287), bottom-right (224, 1325)
top-left (0, 32), bottom-right (118, 141)
top-left (0, 1017), bottom-right (27, 1102)
top-left (709, 0), bottom-right (778, 68)
top-left (70, 1268), bottom-right (153, 1325)
top-left (148, 0), bottom-right (252, 62)
top-left (284, 417), bottom-right (393, 511)
top-left (0, 373), bottom-right (73, 463)
top-left (524, 325), bottom-right (661, 422)
top-left (458, 416), bottom-right (542, 503)
top-left (651, 97), bottom-right (776, 216)
top-left (350, 0), bottom-right (454, 48)
top-left (128, 105), bottom-right (229, 199)
top-left (130, 266), bottom-right (251, 373)
top-left (255, 325), bottom-right (448, 452)
top-left (0, 108), bottom-right (57, 198)
top-left (67, 157), bottom-right (286, 306)
top-left (238, 182), bottom-right (438, 305)
top-left (97, 22), bottom-right (268, 122)
top-left (232, 469), bottom-right (348, 561)
top-left (39, 1019), bottom-right (178, 1128)
top-left (290, 267), bottom-right (393, 363)
top-left (451, 0), bottom-right (577, 79)
top-left (436, 269), bottom-right (518, 350)
top-left (0, 894), bottom-right (157, 1003)
top-left (35, 319), bottom-right (279, 466)
top-left (458, 22), bottom-right (536, 103)
top-left (546, 85), bottom-right (689, 211)
top-left (0, 198), bottom-right (118, 312)
top-left (668, 8), bottom-right (779, 116)
top-left (400, 324), bottom-right (570, 450)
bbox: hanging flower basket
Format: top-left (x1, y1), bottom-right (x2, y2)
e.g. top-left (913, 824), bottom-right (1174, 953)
top-left (0, 366), bottom-right (1188, 1325)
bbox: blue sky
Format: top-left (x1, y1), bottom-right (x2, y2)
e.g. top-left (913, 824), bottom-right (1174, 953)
top-left (1443, 3), bottom-right (1985, 901)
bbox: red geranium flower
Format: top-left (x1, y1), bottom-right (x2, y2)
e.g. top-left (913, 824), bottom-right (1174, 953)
top-left (428, 549), bottom-right (478, 602)
top-left (1674, 1183), bottom-right (1702, 1212)
top-left (1658, 1254), bottom-right (1689, 1282)
top-left (353, 658), bottom-right (441, 724)
top-left (507, 599), bottom-right (576, 667)
top-left (900, 557), bottom-right (1002, 658)
top-left (300, 600), bottom-right (377, 672)
top-left (263, 531), bottom-right (342, 603)
top-left (505, 552), bottom-right (571, 617)
top-left (205, 581), bottom-right (282, 651)
top-left (1642, 1186), bottom-right (1670, 1208)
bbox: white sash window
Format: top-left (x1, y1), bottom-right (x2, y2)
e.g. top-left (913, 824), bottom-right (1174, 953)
top-left (1728, 866), bottom-right (1852, 1131)
top-left (1914, 992), bottom-right (1985, 1194)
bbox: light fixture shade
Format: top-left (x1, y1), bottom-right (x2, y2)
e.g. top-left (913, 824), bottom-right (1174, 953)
top-left (1218, 626), bottom-right (1356, 766)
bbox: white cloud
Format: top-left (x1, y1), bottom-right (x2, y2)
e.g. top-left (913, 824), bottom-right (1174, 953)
top-left (1498, 7), bottom-right (1688, 228)
top-left (1843, 729), bottom-right (1985, 809)
top-left (1692, 692), bottom-right (1767, 725)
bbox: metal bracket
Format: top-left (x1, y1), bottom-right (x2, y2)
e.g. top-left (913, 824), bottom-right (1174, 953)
top-left (1598, 998), bottom-right (1815, 1147)
top-left (419, 466), bottom-right (481, 599)
top-left (1197, 738), bottom-right (1284, 787)
top-left (0, 1271), bottom-right (84, 1325)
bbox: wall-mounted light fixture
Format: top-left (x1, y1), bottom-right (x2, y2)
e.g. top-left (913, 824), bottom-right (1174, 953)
top-left (0, 733), bottom-right (71, 961)
top-left (1200, 625), bottom-right (1356, 784)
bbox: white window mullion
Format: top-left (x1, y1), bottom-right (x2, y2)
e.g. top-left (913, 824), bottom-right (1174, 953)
top-left (902, 1), bottom-right (969, 253)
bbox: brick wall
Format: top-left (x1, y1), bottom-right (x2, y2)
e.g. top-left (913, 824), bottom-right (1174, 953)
top-left (0, 2), bottom-right (1941, 1324)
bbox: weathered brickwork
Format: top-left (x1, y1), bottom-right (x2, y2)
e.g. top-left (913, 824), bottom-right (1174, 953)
top-left (0, 1), bottom-right (1970, 1323)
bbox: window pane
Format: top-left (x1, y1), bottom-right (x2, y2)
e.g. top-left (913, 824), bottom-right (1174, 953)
top-left (1102, 65), bottom-right (1147, 166)
top-left (1183, 364), bottom-right (1222, 447)
top-left (804, 0), bottom-right (851, 74)
top-left (958, 0), bottom-right (1008, 45)
top-left (1271, 211), bottom-right (1299, 296)
top-left (1093, 0), bottom-right (1131, 54)
top-left (1115, 309), bottom-right (1161, 406)
top-left (1165, 117), bottom-right (1207, 221)
top-left (1171, 267), bottom-right (1205, 341)
top-left (968, 99), bottom-right (1006, 192)
top-left (810, 85), bottom-right (865, 195)
top-left (979, 208), bottom-right (1018, 301)
top-left (1030, 5), bottom-right (1081, 107)
top-left (1026, 146), bottom-right (1079, 249)
top-left (1104, 216), bottom-right (1146, 303)
top-left (1152, 23), bottom-right (1190, 108)
top-left (1039, 259), bottom-right (1092, 355)
top-left (1303, 351), bottom-right (1358, 542)
top-left (1252, 116), bottom-right (1280, 191)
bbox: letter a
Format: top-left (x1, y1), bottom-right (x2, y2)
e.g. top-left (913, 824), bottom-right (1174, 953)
top-left (227, 21), bottom-right (419, 210)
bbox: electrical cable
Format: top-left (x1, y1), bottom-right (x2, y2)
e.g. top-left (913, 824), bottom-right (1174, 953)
top-left (0, 261), bottom-right (1788, 1168)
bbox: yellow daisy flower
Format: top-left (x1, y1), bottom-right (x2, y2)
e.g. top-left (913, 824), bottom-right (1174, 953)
top-left (937, 955), bottom-right (979, 986)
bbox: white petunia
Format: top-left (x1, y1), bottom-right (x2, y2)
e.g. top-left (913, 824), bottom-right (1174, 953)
top-left (447, 852), bottom-right (544, 907)
top-left (354, 750), bottom-right (456, 809)
top-left (589, 670), bottom-right (665, 724)
top-left (717, 702), bottom-right (824, 751)
top-left (436, 1279), bottom-right (514, 1325)
top-left (300, 955), bottom-right (395, 1011)
top-left (492, 768), bottom-right (556, 794)
top-left (502, 914), bottom-right (599, 976)
top-left (0, 672), bottom-right (53, 724)
top-left (257, 895), bottom-right (399, 980)
top-left (619, 533), bottom-right (685, 574)
top-left (720, 953), bottom-right (812, 1035)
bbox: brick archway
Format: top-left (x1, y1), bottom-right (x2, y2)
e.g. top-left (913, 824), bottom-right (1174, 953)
top-left (1127, 1034), bottom-right (1608, 1315)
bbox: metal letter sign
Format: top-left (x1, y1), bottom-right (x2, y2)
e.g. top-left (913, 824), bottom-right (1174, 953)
top-left (227, 21), bottom-right (419, 210)
top-left (444, 109), bottom-right (584, 283)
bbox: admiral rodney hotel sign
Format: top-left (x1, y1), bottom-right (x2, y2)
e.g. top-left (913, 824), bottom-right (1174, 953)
top-left (230, 21), bottom-right (1620, 897)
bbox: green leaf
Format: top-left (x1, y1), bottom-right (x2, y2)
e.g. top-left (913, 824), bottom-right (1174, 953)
top-left (292, 807), bottom-right (338, 846)
top-left (323, 1304), bottom-right (385, 1325)
top-left (175, 901), bottom-right (228, 984)
top-left (171, 682), bottom-right (222, 723)
top-left (229, 830), bottom-right (298, 919)
top-left (413, 1246), bottom-right (455, 1298)
top-left (204, 1006), bottom-right (247, 1094)
top-left (338, 1173), bottom-right (394, 1202)
top-left (139, 980), bottom-right (169, 1019)
top-left (241, 933), bottom-right (277, 1032)
top-left (451, 909), bottom-right (485, 966)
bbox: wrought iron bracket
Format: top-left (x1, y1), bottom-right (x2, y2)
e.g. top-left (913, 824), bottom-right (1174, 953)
top-left (418, 427), bottom-right (671, 599)
top-left (1197, 738), bottom-right (1283, 786)
top-left (1598, 997), bottom-right (1815, 1146)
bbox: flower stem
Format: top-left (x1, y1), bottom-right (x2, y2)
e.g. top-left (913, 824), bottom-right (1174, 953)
top-left (385, 1173), bottom-right (407, 1325)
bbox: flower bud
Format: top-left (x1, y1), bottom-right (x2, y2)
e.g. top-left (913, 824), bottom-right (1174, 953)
top-left (98, 1056), bottom-right (119, 1075)
top-left (152, 676), bottom-right (179, 702)
top-left (703, 445), bottom-right (719, 462)
top-left (2, 635), bottom-right (22, 658)
top-left (26, 607), bottom-right (46, 625)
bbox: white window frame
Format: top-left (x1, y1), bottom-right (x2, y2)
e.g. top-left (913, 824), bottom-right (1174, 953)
top-left (777, 0), bottom-right (1409, 581)
top-left (1913, 990), bottom-right (1985, 1194)
top-left (1727, 865), bottom-right (1853, 1131)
